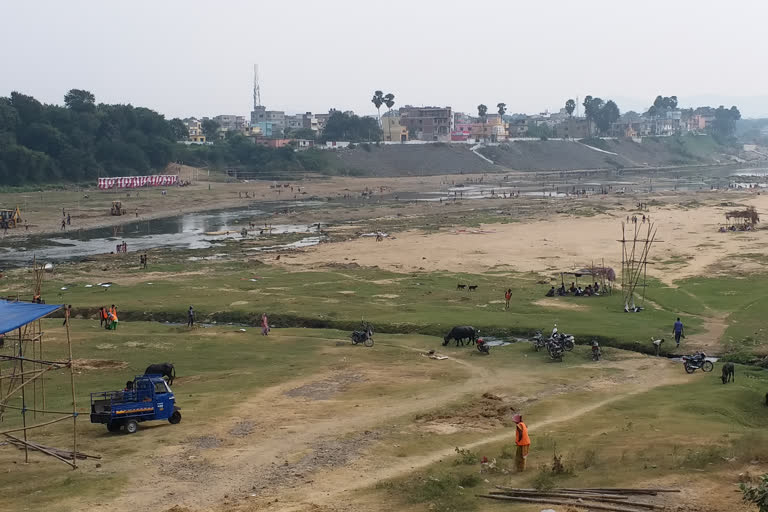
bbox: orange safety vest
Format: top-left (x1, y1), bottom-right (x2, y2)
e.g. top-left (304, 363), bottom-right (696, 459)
top-left (515, 422), bottom-right (531, 446)
top-left (110, 307), bottom-right (118, 321)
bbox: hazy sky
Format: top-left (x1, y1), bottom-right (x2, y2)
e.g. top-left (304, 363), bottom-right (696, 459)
top-left (3, 0), bottom-right (767, 119)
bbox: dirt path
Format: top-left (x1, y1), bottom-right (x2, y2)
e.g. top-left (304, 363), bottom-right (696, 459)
top-left (280, 357), bottom-right (688, 512)
top-left (92, 345), bottom-right (489, 512)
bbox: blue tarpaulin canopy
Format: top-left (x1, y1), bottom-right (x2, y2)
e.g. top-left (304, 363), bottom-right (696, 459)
top-left (0, 301), bottom-right (62, 335)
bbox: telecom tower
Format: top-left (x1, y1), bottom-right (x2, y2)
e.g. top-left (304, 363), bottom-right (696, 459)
top-left (253, 64), bottom-right (262, 109)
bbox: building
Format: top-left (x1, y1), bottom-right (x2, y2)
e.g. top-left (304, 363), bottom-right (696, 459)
top-left (251, 122), bottom-right (274, 138)
top-left (250, 106), bottom-right (286, 134)
top-left (285, 114), bottom-right (304, 132)
top-left (315, 112), bottom-right (332, 132)
top-left (213, 115), bottom-right (247, 132)
top-left (508, 118), bottom-right (530, 138)
top-left (554, 118), bottom-right (589, 139)
top-left (399, 106), bottom-right (453, 141)
top-left (182, 118), bottom-right (206, 143)
top-left (381, 112), bottom-right (408, 142)
top-left (254, 138), bottom-right (292, 148)
top-left (470, 115), bottom-right (506, 142)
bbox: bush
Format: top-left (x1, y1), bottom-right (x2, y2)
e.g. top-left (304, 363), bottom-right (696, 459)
top-left (499, 444), bottom-right (516, 459)
top-left (581, 447), bottom-right (599, 469)
top-left (453, 447), bottom-right (478, 465)
top-left (741, 473), bottom-right (768, 512)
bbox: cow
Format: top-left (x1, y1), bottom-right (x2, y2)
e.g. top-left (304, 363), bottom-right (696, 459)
top-left (144, 363), bottom-right (176, 386)
top-left (456, 284), bottom-right (467, 290)
top-left (468, 285), bottom-right (478, 291)
top-left (443, 326), bottom-right (478, 347)
top-left (721, 362), bottom-right (735, 384)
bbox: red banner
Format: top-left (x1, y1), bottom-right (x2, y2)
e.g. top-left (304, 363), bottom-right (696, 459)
top-left (98, 175), bottom-right (178, 190)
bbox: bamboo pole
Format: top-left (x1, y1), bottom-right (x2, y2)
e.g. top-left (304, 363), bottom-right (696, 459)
top-left (3, 366), bottom-right (55, 399)
top-left (0, 413), bottom-right (74, 436)
top-left (39, 319), bottom-right (45, 415)
top-left (65, 318), bottom-right (77, 469)
top-left (4, 433), bottom-right (76, 468)
top-left (0, 403), bottom-right (78, 415)
top-left (477, 494), bottom-right (646, 512)
top-left (18, 328), bottom-right (28, 463)
top-left (488, 492), bottom-right (660, 510)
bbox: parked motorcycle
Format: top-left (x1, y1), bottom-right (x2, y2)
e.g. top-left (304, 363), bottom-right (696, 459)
top-left (554, 332), bottom-right (575, 351)
top-left (591, 339), bottom-right (601, 361)
top-left (476, 338), bottom-right (490, 354)
top-left (682, 352), bottom-right (713, 373)
top-left (531, 331), bottom-right (547, 352)
top-left (547, 339), bottom-right (565, 361)
top-left (351, 322), bottom-right (375, 347)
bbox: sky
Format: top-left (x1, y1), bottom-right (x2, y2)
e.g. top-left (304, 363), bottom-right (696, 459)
top-left (2, 0), bottom-right (768, 119)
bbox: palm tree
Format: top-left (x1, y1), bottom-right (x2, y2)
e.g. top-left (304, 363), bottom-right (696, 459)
top-left (478, 104), bottom-right (488, 142)
top-left (383, 93), bottom-right (395, 142)
top-left (497, 103), bottom-right (507, 117)
top-left (371, 90), bottom-right (384, 127)
top-left (565, 99), bottom-right (576, 117)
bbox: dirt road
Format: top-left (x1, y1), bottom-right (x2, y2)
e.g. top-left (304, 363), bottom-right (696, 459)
top-left (75, 344), bottom-right (683, 512)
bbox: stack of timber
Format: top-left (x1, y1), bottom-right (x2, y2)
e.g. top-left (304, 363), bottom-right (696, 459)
top-left (477, 487), bottom-right (680, 511)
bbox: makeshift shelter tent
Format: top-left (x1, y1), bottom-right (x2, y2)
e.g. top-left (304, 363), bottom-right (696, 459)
top-left (725, 207), bottom-right (759, 229)
top-left (560, 263), bottom-right (616, 295)
top-left (0, 300), bottom-right (79, 468)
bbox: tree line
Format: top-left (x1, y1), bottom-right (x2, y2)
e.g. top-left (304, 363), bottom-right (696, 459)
top-left (0, 89), bottom-right (186, 186)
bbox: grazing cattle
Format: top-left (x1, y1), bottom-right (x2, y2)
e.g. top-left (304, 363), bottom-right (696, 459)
top-left (144, 362), bottom-right (176, 386)
top-left (721, 362), bottom-right (735, 384)
top-left (456, 284), bottom-right (467, 290)
top-left (443, 326), bottom-right (478, 346)
top-left (468, 285), bottom-right (478, 291)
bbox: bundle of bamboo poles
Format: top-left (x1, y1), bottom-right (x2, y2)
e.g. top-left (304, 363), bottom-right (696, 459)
top-left (477, 487), bottom-right (680, 512)
top-left (5, 434), bottom-right (100, 462)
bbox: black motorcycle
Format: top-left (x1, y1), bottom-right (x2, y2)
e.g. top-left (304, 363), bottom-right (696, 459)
top-left (554, 332), bottom-right (575, 351)
top-left (682, 353), bottom-right (713, 373)
top-left (531, 331), bottom-right (547, 352)
top-left (547, 339), bottom-right (565, 361)
top-left (351, 322), bottom-right (374, 347)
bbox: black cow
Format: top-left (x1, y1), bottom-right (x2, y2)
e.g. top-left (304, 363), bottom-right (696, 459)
top-left (144, 363), bottom-right (176, 385)
top-left (443, 326), bottom-right (478, 347)
top-left (721, 362), bottom-right (735, 384)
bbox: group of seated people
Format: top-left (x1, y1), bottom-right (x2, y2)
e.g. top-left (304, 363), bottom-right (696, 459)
top-left (546, 281), bottom-right (601, 297)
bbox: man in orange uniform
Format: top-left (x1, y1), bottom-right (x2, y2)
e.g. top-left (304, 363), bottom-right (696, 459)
top-left (513, 414), bottom-right (530, 471)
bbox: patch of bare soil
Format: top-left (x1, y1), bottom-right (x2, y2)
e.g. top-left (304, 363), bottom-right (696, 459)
top-left (414, 392), bottom-right (516, 433)
top-left (229, 420), bottom-right (257, 437)
top-left (534, 298), bottom-right (589, 311)
top-left (250, 431), bottom-right (381, 495)
top-left (73, 359), bottom-right (128, 370)
top-left (284, 373), bottom-right (366, 400)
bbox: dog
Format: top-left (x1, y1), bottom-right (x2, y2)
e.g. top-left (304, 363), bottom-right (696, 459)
top-left (468, 285), bottom-right (478, 291)
top-left (456, 284), bottom-right (467, 290)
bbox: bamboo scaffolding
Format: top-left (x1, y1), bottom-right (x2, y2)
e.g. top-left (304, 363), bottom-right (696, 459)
top-left (477, 494), bottom-right (652, 511)
top-left (0, 288), bottom-right (79, 468)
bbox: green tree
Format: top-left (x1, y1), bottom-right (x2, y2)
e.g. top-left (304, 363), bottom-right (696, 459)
top-left (201, 119), bottom-right (220, 141)
top-left (711, 105), bottom-right (741, 138)
top-left (582, 96), bottom-right (604, 135)
top-left (371, 90), bottom-right (384, 126)
top-left (565, 99), bottom-right (576, 117)
top-left (596, 100), bottom-right (620, 134)
top-left (64, 89), bottom-right (96, 113)
top-left (497, 102), bottom-right (507, 117)
top-left (168, 118), bottom-right (188, 141)
top-left (477, 104), bottom-right (488, 119)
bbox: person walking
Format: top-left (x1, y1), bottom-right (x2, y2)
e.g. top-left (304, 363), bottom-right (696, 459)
top-left (504, 288), bottom-right (512, 311)
top-left (62, 305), bottom-right (72, 326)
top-left (187, 306), bottom-right (195, 327)
top-left (261, 313), bottom-right (269, 336)
top-left (108, 304), bottom-right (118, 330)
top-left (99, 306), bottom-right (105, 327)
top-left (673, 317), bottom-right (685, 348)
top-left (513, 414), bottom-right (531, 472)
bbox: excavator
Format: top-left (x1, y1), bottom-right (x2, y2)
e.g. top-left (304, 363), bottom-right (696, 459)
top-left (0, 206), bottom-right (22, 229)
